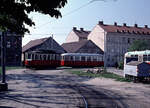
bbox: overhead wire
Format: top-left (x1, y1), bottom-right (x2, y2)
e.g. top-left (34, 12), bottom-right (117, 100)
top-left (25, 0), bottom-right (115, 36)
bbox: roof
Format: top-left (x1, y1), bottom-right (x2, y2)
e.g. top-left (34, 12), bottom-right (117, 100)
top-left (125, 50), bottom-right (150, 56)
top-left (61, 53), bottom-right (103, 56)
top-left (99, 22), bottom-right (150, 35)
top-left (61, 40), bottom-right (89, 53)
top-left (73, 29), bottom-right (90, 38)
top-left (22, 37), bottom-right (49, 52)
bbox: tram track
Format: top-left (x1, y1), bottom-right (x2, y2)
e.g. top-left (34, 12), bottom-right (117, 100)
top-left (24, 69), bottom-right (88, 108)
top-left (23, 69), bottom-right (127, 108)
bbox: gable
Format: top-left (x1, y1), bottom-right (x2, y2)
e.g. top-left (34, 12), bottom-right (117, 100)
top-left (65, 31), bottom-right (79, 43)
top-left (76, 40), bottom-right (104, 54)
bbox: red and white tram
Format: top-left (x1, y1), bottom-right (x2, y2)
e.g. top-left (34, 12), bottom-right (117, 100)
top-left (61, 53), bottom-right (104, 67)
top-left (24, 51), bottom-right (61, 68)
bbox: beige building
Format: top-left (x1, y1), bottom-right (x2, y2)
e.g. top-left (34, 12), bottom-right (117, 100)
top-left (62, 27), bottom-right (103, 54)
top-left (88, 21), bottom-right (150, 66)
top-left (65, 27), bottom-right (90, 43)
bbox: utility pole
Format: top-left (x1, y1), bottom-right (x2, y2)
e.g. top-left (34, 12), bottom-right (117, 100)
top-left (0, 31), bottom-right (8, 91)
top-left (104, 31), bottom-right (107, 69)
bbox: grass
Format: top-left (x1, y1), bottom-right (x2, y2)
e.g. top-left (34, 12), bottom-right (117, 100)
top-left (0, 66), bottom-right (23, 75)
top-left (69, 69), bottom-right (131, 82)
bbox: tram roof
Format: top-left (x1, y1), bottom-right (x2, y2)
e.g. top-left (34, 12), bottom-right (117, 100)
top-left (125, 50), bottom-right (150, 56)
top-left (26, 50), bottom-right (61, 54)
top-left (61, 53), bottom-right (103, 56)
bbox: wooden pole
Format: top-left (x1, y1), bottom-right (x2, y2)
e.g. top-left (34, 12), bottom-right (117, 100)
top-left (0, 31), bottom-right (8, 91)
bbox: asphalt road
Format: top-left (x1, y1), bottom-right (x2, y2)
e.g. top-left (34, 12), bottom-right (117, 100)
top-left (0, 68), bottom-right (150, 108)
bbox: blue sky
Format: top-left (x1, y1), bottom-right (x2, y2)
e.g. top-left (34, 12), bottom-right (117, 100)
top-left (23, 0), bottom-right (150, 46)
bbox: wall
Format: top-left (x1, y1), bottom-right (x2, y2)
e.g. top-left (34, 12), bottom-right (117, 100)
top-left (65, 31), bottom-right (79, 43)
top-left (88, 25), bottom-right (105, 51)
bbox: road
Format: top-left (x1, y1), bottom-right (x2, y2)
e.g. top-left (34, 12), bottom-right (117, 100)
top-left (0, 68), bottom-right (150, 108)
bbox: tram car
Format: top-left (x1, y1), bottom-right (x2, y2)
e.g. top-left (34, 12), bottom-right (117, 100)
top-left (61, 53), bottom-right (104, 67)
top-left (24, 50), bottom-right (61, 68)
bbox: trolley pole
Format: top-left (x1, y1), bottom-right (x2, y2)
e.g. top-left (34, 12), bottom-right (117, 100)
top-left (0, 31), bottom-right (8, 91)
top-left (104, 31), bottom-right (107, 69)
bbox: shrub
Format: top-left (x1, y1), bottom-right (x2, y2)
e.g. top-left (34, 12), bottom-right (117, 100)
top-left (118, 61), bottom-right (124, 69)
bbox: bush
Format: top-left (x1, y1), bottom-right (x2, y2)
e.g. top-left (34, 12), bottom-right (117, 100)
top-left (118, 61), bottom-right (124, 69)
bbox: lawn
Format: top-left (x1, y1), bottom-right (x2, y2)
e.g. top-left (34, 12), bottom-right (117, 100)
top-left (68, 69), bottom-right (131, 82)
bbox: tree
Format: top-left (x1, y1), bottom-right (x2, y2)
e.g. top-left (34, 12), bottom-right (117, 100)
top-left (0, 0), bottom-right (67, 34)
top-left (128, 40), bottom-right (150, 51)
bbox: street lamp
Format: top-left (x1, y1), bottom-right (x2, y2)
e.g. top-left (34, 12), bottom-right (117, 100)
top-left (0, 31), bottom-right (8, 91)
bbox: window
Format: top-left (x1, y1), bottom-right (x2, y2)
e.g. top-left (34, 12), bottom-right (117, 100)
top-left (87, 56), bottom-right (91, 61)
top-left (65, 56), bottom-right (69, 61)
top-left (43, 55), bottom-right (47, 60)
top-left (28, 54), bottom-right (31, 59)
top-left (98, 56), bottom-right (102, 61)
top-left (128, 38), bottom-right (130, 44)
top-left (143, 55), bottom-right (147, 61)
top-left (148, 55), bottom-right (150, 61)
top-left (70, 56), bottom-right (74, 61)
top-left (75, 56), bottom-right (80, 61)
top-left (93, 56), bottom-right (97, 61)
top-left (35, 54), bottom-right (38, 60)
top-left (81, 56), bottom-right (85, 61)
top-left (40, 55), bottom-right (42, 60)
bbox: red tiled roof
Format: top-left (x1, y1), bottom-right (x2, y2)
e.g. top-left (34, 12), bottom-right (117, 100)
top-left (22, 37), bottom-right (48, 52)
top-left (73, 29), bottom-right (90, 38)
top-left (99, 23), bottom-right (150, 35)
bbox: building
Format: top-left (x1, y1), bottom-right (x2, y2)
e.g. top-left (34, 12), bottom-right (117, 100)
top-left (62, 40), bottom-right (103, 54)
top-left (0, 31), bottom-right (22, 66)
top-left (22, 36), bottom-right (66, 61)
top-left (62, 27), bottom-right (103, 54)
top-left (88, 21), bottom-right (150, 66)
top-left (65, 27), bottom-right (90, 43)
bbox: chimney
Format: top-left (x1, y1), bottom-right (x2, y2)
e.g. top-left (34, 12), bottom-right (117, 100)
top-left (145, 25), bottom-right (148, 28)
top-left (123, 23), bottom-right (127, 27)
top-left (99, 21), bottom-right (103, 25)
top-left (114, 22), bottom-right (117, 26)
top-left (73, 27), bottom-right (77, 31)
top-left (80, 28), bottom-right (84, 31)
top-left (134, 24), bottom-right (138, 28)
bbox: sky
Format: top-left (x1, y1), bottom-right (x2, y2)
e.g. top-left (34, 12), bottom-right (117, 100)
top-left (23, 0), bottom-right (150, 46)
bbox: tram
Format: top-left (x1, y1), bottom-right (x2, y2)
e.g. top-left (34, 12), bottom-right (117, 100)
top-left (61, 53), bottom-right (104, 67)
top-left (24, 50), bottom-right (61, 68)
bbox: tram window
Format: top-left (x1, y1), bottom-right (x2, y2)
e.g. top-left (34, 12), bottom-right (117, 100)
top-left (47, 55), bottom-right (50, 60)
top-left (93, 56), bottom-right (97, 61)
top-left (81, 56), bottom-right (85, 61)
top-left (70, 56), bottom-right (74, 61)
top-left (143, 55), bottom-right (147, 61)
top-left (87, 56), bottom-right (91, 61)
top-left (31, 54), bottom-right (34, 60)
top-left (148, 55), bottom-right (150, 61)
top-left (43, 55), bottom-right (46, 60)
top-left (35, 54), bottom-right (38, 60)
top-left (55, 54), bottom-right (57, 60)
top-left (57, 55), bottom-right (60, 60)
top-left (51, 54), bottom-right (54, 60)
top-left (28, 54), bottom-right (31, 59)
top-left (98, 56), bottom-right (102, 61)
top-left (25, 53), bottom-right (28, 59)
top-left (135, 55), bottom-right (138, 58)
top-left (40, 55), bottom-right (42, 60)
top-left (65, 56), bottom-right (69, 61)
top-left (75, 56), bottom-right (80, 61)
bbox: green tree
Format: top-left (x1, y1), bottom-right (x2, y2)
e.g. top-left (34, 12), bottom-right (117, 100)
top-left (128, 40), bottom-right (150, 51)
top-left (0, 0), bottom-right (67, 34)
